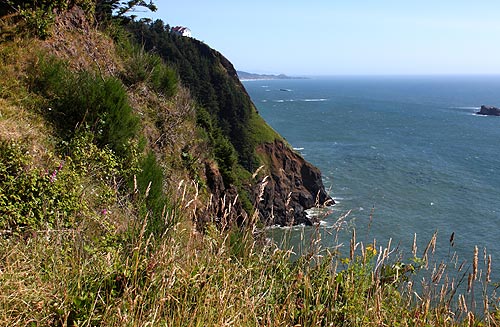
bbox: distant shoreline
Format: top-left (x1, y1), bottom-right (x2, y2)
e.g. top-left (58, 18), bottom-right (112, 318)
top-left (237, 70), bottom-right (308, 81)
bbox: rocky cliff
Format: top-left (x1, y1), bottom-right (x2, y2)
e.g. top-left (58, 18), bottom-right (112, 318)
top-left (255, 141), bottom-right (334, 226)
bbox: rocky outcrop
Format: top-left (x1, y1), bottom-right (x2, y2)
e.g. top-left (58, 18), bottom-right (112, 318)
top-left (254, 141), bottom-right (334, 226)
top-left (477, 105), bottom-right (500, 116)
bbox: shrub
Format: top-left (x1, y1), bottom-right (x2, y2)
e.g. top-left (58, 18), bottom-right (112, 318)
top-left (121, 44), bottom-right (178, 98)
top-left (0, 134), bottom-right (127, 233)
top-left (195, 106), bottom-right (238, 185)
top-left (30, 56), bottom-right (139, 158)
top-left (149, 62), bottom-right (178, 97)
top-left (0, 141), bottom-right (83, 231)
top-left (135, 152), bottom-right (172, 236)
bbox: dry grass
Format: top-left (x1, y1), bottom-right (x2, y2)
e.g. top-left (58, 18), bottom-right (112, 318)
top-left (42, 6), bottom-right (121, 76)
top-left (0, 98), bottom-right (55, 167)
top-left (1, 193), bottom-right (499, 326)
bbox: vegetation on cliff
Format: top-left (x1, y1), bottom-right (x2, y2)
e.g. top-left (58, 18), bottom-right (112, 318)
top-left (0, 2), bottom-right (499, 326)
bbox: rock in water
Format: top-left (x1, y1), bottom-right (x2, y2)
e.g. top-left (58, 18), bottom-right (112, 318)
top-left (477, 105), bottom-right (500, 116)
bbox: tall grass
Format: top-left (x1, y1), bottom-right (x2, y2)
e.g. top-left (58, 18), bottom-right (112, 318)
top-left (1, 183), bottom-right (499, 326)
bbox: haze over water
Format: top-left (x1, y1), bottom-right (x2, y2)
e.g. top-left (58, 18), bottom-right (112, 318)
top-left (244, 76), bottom-right (500, 278)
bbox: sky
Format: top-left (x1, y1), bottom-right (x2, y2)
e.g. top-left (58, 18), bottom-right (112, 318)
top-left (133, 1), bottom-right (500, 76)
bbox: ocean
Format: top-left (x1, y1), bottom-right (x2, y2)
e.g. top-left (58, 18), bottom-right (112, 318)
top-left (243, 76), bottom-right (500, 279)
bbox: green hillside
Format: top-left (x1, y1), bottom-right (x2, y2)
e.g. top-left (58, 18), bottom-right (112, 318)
top-left (0, 2), bottom-right (497, 326)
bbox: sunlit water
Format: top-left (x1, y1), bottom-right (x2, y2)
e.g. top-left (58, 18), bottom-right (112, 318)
top-left (244, 76), bottom-right (500, 280)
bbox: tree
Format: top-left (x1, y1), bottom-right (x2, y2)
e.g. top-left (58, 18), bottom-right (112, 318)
top-left (95, 0), bottom-right (156, 21)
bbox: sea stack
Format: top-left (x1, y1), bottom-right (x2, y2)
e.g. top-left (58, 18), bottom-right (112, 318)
top-left (477, 105), bottom-right (500, 116)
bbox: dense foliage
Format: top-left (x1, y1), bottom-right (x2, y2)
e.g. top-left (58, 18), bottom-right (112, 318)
top-left (29, 56), bottom-right (139, 159)
top-left (125, 20), bottom-right (259, 173)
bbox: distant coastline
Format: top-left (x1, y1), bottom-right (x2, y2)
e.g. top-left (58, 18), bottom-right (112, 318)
top-left (237, 70), bottom-right (308, 81)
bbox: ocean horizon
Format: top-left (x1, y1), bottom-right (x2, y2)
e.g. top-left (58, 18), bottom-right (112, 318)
top-left (244, 76), bottom-right (500, 280)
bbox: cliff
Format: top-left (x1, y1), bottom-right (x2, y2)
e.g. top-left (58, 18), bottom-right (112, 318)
top-left (125, 20), bottom-right (333, 227)
top-left (255, 141), bottom-right (333, 226)
top-left (0, 5), bottom-right (331, 232)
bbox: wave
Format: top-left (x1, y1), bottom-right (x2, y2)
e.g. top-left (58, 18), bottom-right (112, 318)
top-left (450, 106), bottom-right (480, 110)
top-left (302, 98), bottom-right (328, 102)
top-left (272, 99), bottom-right (328, 103)
top-left (293, 147), bottom-right (304, 151)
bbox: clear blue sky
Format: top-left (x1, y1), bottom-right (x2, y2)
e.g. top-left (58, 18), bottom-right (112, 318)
top-left (135, 1), bottom-right (500, 76)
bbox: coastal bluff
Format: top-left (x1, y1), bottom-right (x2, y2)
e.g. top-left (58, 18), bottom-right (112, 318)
top-left (477, 105), bottom-right (500, 116)
top-left (255, 141), bottom-right (334, 226)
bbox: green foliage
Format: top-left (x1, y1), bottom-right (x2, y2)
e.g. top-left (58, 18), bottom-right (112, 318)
top-left (95, 0), bottom-right (156, 22)
top-left (18, 4), bottom-right (55, 39)
top-left (149, 60), bottom-right (178, 97)
top-left (0, 133), bottom-right (126, 233)
top-left (195, 106), bottom-right (238, 185)
top-left (30, 56), bottom-right (139, 158)
top-left (213, 133), bottom-right (238, 185)
top-left (135, 152), bottom-right (173, 236)
top-left (125, 19), bottom-right (263, 171)
top-left (2, 0), bottom-right (95, 38)
top-left (181, 146), bottom-right (203, 184)
top-left (121, 44), bottom-right (178, 97)
top-left (0, 141), bottom-right (83, 231)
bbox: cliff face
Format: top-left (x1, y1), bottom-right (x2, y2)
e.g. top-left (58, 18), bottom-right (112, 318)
top-left (255, 141), bottom-right (334, 226)
top-left (125, 21), bottom-right (334, 227)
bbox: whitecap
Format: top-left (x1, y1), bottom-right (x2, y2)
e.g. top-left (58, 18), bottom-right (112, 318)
top-left (450, 106), bottom-right (480, 110)
top-left (302, 98), bottom-right (328, 102)
top-left (293, 147), bottom-right (304, 151)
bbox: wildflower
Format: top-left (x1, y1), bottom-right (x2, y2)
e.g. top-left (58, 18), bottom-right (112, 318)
top-left (49, 162), bottom-right (63, 182)
top-left (341, 258), bottom-right (350, 264)
top-left (366, 244), bottom-right (377, 256)
top-left (101, 209), bottom-right (108, 215)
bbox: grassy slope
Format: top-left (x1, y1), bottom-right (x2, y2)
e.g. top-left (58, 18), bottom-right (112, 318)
top-left (0, 7), bottom-right (498, 327)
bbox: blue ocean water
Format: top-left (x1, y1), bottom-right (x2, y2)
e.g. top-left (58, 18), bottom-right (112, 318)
top-left (243, 76), bottom-right (500, 278)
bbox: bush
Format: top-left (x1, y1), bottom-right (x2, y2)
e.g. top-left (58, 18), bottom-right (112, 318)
top-left (0, 141), bottom-right (83, 231)
top-left (121, 44), bottom-right (178, 97)
top-left (135, 152), bottom-right (173, 236)
top-left (213, 133), bottom-right (238, 185)
top-left (30, 56), bottom-right (139, 158)
top-left (0, 134), bottom-right (126, 233)
top-left (195, 106), bottom-right (237, 185)
top-left (149, 62), bottom-right (178, 97)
